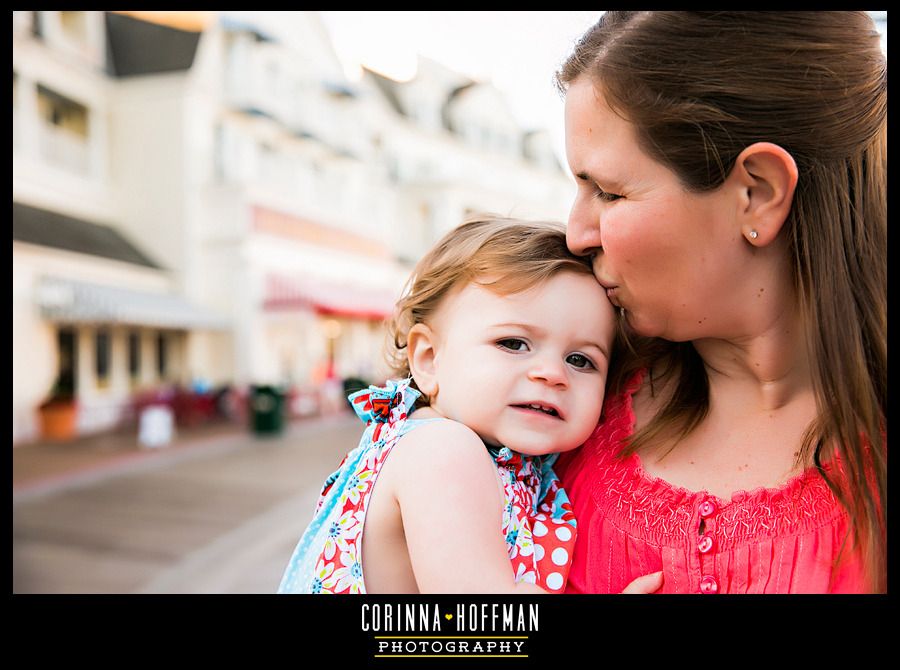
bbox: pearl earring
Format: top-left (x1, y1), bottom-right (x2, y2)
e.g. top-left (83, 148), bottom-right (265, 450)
top-left (749, 230), bottom-right (759, 240)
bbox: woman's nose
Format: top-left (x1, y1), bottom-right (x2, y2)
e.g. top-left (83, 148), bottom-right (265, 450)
top-left (566, 197), bottom-right (603, 258)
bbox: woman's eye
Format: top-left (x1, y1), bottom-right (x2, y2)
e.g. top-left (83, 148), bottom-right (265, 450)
top-left (594, 187), bottom-right (623, 203)
top-left (576, 174), bottom-right (622, 203)
top-left (566, 353), bottom-right (595, 369)
top-left (497, 338), bottom-right (528, 352)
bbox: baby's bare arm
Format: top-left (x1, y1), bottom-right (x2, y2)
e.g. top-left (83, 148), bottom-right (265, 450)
top-left (389, 420), bottom-right (547, 594)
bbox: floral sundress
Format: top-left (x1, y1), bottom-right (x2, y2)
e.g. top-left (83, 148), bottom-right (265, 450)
top-left (277, 378), bottom-right (577, 594)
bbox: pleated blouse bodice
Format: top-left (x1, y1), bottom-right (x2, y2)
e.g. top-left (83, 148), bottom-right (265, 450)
top-left (556, 370), bottom-right (866, 594)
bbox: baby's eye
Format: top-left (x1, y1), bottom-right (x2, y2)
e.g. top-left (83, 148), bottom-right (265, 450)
top-left (496, 338), bottom-right (529, 352)
top-left (566, 353), bottom-right (595, 369)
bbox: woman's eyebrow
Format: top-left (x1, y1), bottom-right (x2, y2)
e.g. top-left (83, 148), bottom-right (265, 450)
top-left (575, 170), bottom-right (624, 190)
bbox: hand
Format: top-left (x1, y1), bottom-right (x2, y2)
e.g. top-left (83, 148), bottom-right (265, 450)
top-left (622, 571), bottom-right (664, 594)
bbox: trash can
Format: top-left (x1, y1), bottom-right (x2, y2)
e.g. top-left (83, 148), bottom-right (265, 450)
top-left (250, 385), bottom-right (285, 436)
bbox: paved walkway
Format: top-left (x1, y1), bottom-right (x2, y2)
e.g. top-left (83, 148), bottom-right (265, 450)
top-left (13, 419), bottom-right (249, 500)
top-left (13, 411), bottom-right (362, 593)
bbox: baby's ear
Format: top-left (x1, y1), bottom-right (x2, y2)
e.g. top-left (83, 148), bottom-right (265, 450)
top-left (407, 323), bottom-right (439, 398)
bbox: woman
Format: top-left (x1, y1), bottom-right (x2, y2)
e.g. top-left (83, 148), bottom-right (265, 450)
top-left (555, 11), bottom-right (886, 593)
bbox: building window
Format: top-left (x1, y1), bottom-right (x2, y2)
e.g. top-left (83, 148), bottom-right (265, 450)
top-left (419, 202), bottom-right (435, 245)
top-left (95, 329), bottom-right (110, 388)
top-left (265, 61), bottom-right (280, 97)
top-left (128, 332), bottom-right (141, 383)
top-left (156, 332), bottom-right (168, 380)
top-left (13, 72), bottom-right (19, 149)
top-left (214, 123), bottom-right (226, 181)
top-left (55, 328), bottom-right (78, 397)
top-left (59, 11), bottom-right (88, 43)
top-left (36, 85), bottom-right (89, 138)
top-left (32, 11), bottom-right (43, 38)
top-left (387, 155), bottom-right (400, 183)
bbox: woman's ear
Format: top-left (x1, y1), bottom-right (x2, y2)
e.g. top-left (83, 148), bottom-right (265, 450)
top-left (407, 323), bottom-right (439, 398)
top-left (730, 142), bottom-right (798, 246)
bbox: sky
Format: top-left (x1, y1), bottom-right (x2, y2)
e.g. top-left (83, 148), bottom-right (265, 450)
top-left (317, 11), bottom-right (605, 167)
top-left (317, 10), bottom-right (887, 169)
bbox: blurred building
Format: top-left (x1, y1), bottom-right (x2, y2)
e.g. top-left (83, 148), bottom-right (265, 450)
top-left (13, 11), bottom-right (231, 443)
top-left (12, 10), bottom-right (576, 444)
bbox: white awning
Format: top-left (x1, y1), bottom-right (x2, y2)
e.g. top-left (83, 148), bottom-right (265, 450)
top-left (35, 276), bottom-right (229, 331)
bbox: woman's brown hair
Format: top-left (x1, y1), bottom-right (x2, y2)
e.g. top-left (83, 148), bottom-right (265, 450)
top-left (386, 216), bottom-right (594, 405)
top-left (556, 11), bottom-right (886, 591)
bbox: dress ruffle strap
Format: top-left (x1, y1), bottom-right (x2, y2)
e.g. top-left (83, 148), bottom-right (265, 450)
top-left (348, 377), bottom-right (420, 425)
top-left (490, 446), bottom-right (577, 591)
top-left (279, 379), bottom-right (424, 594)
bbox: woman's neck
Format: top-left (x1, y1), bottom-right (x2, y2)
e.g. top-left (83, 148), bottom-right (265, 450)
top-left (691, 308), bottom-right (814, 412)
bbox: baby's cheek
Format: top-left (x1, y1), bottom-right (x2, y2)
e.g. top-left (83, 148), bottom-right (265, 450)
top-left (575, 397), bottom-right (605, 443)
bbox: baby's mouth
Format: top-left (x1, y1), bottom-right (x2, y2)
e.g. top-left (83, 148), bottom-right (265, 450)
top-left (511, 403), bottom-right (563, 420)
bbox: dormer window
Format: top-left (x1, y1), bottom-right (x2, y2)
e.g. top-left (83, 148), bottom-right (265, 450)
top-left (60, 11), bottom-right (88, 44)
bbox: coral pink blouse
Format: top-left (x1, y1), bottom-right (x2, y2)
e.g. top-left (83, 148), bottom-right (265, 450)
top-left (556, 370), bottom-right (867, 594)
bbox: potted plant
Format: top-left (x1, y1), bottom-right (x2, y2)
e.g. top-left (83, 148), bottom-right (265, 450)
top-left (37, 379), bottom-right (78, 441)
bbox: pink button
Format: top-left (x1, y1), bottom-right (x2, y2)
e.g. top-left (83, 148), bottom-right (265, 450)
top-left (698, 500), bottom-right (717, 518)
top-left (698, 535), bottom-right (714, 554)
top-left (699, 575), bottom-right (718, 594)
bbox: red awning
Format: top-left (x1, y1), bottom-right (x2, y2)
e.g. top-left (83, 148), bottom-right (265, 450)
top-left (263, 275), bottom-right (397, 321)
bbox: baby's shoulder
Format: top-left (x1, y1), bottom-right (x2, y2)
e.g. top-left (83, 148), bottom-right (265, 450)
top-left (398, 415), bottom-right (485, 451)
top-left (386, 416), bottom-right (503, 508)
top-left (391, 416), bottom-right (493, 472)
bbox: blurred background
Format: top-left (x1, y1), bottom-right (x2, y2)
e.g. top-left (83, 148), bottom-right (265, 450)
top-left (12, 11), bottom-right (887, 593)
top-left (13, 10), bottom-right (598, 446)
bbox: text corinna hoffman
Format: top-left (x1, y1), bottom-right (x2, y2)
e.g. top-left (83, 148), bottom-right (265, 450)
top-left (361, 602), bottom-right (539, 632)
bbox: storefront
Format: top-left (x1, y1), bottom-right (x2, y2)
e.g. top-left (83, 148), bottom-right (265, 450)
top-left (262, 273), bottom-right (397, 401)
top-left (32, 275), bottom-right (230, 439)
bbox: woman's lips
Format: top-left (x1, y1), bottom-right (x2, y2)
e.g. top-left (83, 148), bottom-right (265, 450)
top-left (605, 286), bottom-right (621, 307)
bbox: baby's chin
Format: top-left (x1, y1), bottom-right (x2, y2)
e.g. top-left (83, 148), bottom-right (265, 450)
top-left (479, 436), bottom-right (585, 457)
top-left (519, 443), bottom-right (584, 457)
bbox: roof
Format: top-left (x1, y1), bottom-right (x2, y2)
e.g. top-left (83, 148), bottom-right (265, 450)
top-left (13, 202), bottom-right (162, 269)
top-left (219, 15), bottom-right (278, 43)
top-left (364, 68), bottom-right (407, 117)
top-left (105, 12), bottom-right (201, 77)
top-left (322, 80), bottom-right (357, 99)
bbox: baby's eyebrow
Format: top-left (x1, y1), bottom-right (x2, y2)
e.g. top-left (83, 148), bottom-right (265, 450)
top-left (488, 322), bottom-right (546, 338)
top-left (573, 339), bottom-right (609, 360)
top-left (490, 321), bottom-right (540, 329)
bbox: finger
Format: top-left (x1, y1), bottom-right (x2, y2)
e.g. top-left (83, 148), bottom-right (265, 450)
top-left (622, 571), bottom-right (664, 594)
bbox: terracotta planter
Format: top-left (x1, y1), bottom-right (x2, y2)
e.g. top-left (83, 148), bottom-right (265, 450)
top-left (38, 400), bottom-right (78, 441)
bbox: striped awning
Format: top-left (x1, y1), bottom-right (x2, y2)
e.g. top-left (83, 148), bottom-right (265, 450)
top-left (35, 276), bottom-right (229, 330)
top-left (263, 274), bottom-right (397, 321)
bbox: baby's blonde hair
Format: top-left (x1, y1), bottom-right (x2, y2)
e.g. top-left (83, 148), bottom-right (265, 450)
top-left (386, 216), bottom-right (595, 403)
